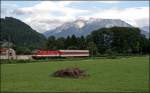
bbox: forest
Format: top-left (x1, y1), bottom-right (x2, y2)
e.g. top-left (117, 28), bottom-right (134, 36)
top-left (44, 27), bottom-right (149, 56)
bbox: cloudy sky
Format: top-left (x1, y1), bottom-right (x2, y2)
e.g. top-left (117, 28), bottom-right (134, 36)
top-left (1, 1), bottom-right (149, 33)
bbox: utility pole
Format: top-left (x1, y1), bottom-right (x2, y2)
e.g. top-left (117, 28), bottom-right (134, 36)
top-left (8, 35), bottom-right (9, 59)
top-left (8, 34), bottom-right (10, 60)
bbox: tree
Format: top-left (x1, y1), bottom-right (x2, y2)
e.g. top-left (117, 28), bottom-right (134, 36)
top-left (56, 37), bottom-right (65, 49)
top-left (87, 42), bottom-right (98, 56)
top-left (77, 36), bottom-right (87, 49)
top-left (139, 35), bottom-right (150, 54)
top-left (89, 27), bottom-right (148, 55)
top-left (14, 46), bottom-right (31, 55)
top-left (64, 35), bottom-right (78, 49)
top-left (64, 36), bottom-right (71, 49)
top-left (45, 36), bottom-right (57, 50)
top-left (70, 35), bottom-right (78, 47)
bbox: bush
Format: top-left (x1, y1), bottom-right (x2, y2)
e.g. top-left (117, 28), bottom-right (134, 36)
top-left (105, 49), bottom-right (118, 59)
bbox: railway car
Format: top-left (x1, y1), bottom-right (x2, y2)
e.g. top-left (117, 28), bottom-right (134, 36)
top-left (32, 50), bottom-right (60, 59)
top-left (59, 50), bottom-right (89, 57)
top-left (32, 50), bottom-right (89, 59)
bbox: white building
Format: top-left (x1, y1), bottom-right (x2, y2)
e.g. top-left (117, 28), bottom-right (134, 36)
top-left (0, 48), bottom-right (16, 59)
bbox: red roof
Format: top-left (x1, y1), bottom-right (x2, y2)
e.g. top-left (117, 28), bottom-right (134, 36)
top-left (0, 48), bottom-right (9, 52)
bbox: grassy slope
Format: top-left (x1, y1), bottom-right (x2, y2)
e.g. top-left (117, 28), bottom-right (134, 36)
top-left (1, 56), bottom-right (149, 92)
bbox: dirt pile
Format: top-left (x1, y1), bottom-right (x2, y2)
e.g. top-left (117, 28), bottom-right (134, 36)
top-left (53, 67), bottom-right (87, 78)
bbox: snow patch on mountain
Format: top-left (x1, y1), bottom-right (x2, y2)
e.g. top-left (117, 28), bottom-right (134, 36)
top-left (43, 18), bottom-right (132, 38)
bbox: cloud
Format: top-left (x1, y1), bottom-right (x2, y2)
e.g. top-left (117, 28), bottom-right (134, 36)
top-left (87, 7), bottom-right (149, 27)
top-left (99, 1), bottom-right (120, 3)
top-left (135, 18), bottom-right (149, 27)
top-left (1, 2), bottom-right (18, 18)
top-left (12, 1), bottom-right (90, 33)
top-left (2, 1), bottom-right (149, 33)
top-left (13, 1), bottom-right (88, 18)
top-left (24, 17), bottom-right (64, 33)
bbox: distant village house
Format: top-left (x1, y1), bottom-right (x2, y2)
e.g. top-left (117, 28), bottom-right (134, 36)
top-left (0, 48), bottom-right (16, 59)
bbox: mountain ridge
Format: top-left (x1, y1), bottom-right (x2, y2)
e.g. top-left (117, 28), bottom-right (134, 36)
top-left (44, 18), bottom-right (133, 38)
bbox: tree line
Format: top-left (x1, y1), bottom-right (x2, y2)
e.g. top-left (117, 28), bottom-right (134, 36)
top-left (44, 27), bottom-right (149, 56)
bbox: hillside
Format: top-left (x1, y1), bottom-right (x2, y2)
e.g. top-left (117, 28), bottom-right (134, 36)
top-left (140, 26), bottom-right (149, 38)
top-left (0, 17), bottom-right (46, 49)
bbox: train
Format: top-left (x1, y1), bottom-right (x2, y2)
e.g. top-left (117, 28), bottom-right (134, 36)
top-left (32, 50), bottom-right (89, 59)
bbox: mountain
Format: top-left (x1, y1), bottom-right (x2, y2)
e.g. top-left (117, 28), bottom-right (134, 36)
top-left (0, 17), bottom-right (46, 49)
top-left (140, 26), bottom-right (149, 38)
top-left (44, 18), bottom-right (132, 38)
top-left (141, 26), bottom-right (149, 32)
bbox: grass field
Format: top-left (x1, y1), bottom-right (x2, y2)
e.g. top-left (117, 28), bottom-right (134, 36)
top-left (1, 56), bottom-right (149, 92)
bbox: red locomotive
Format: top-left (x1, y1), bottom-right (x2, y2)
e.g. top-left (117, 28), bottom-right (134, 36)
top-left (32, 50), bottom-right (89, 59)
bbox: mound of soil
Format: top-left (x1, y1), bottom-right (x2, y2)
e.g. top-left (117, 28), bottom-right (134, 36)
top-left (52, 67), bottom-right (87, 78)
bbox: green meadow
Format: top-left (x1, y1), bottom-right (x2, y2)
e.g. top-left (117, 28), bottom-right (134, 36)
top-left (1, 56), bottom-right (149, 92)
